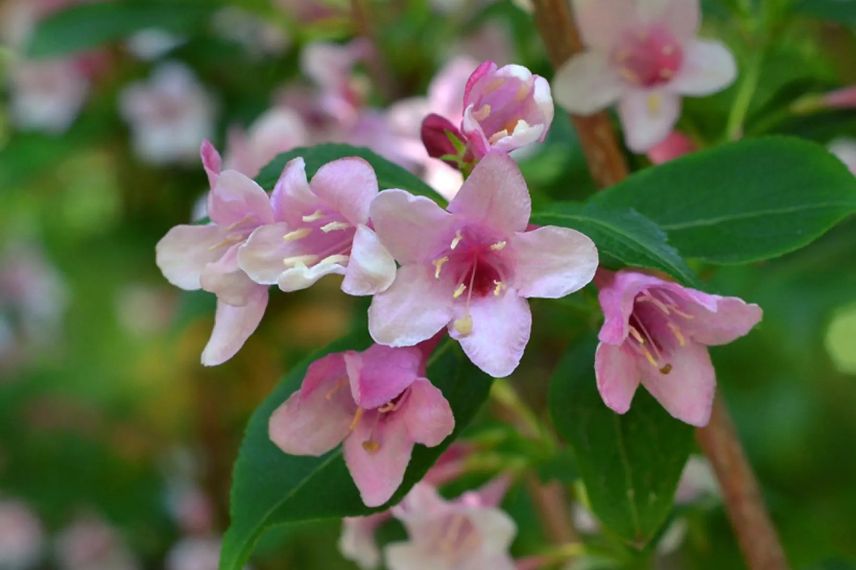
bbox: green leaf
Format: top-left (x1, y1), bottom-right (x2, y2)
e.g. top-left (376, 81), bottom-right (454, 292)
top-left (549, 338), bottom-right (694, 547)
top-left (531, 203), bottom-right (698, 286)
top-left (25, 0), bottom-right (216, 58)
top-left (794, 0), bottom-right (856, 25)
top-left (221, 336), bottom-right (491, 570)
top-left (256, 144), bottom-right (441, 201)
top-left (591, 137), bottom-right (856, 264)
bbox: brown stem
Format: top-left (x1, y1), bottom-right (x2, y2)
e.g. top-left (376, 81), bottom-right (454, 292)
top-left (697, 395), bottom-right (789, 570)
top-left (531, 0), bottom-right (629, 188)
top-left (526, 476), bottom-right (578, 544)
top-left (531, 3), bottom-right (788, 568)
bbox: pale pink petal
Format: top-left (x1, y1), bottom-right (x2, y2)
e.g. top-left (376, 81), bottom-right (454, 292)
top-left (637, 0), bottom-right (700, 39)
top-left (463, 61), bottom-right (497, 108)
top-left (369, 189), bottom-right (455, 264)
top-left (310, 157), bottom-right (378, 225)
top-left (269, 353), bottom-right (356, 456)
top-left (448, 153), bottom-right (531, 234)
top-left (639, 341), bottom-right (715, 426)
top-left (401, 379), bottom-right (455, 446)
top-left (200, 139), bottom-right (222, 188)
top-left (155, 224), bottom-right (229, 290)
top-left (200, 244), bottom-right (259, 305)
top-left (552, 51), bottom-right (624, 115)
top-left (270, 157), bottom-right (317, 226)
top-left (339, 513), bottom-right (389, 570)
top-left (488, 122), bottom-right (546, 155)
top-left (369, 265), bottom-right (455, 347)
top-left (451, 291), bottom-right (532, 378)
top-left (510, 226), bottom-right (599, 299)
top-left (344, 413), bottom-right (414, 507)
top-left (573, 0), bottom-right (636, 51)
top-left (391, 482), bottom-right (447, 524)
top-left (597, 269), bottom-right (669, 344)
top-left (385, 544), bottom-right (436, 570)
top-left (341, 225), bottom-right (397, 296)
top-left (278, 259), bottom-right (346, 292)
top-left (237, 222), bottom-right (294, 285)
top-left (618, 89), bottom-right (681, 152)
top-left (670, 40), bottom-right (737, 96)
top-left (201, 286), bottom-right (268, 366)
top-left (207, 170), bottom-right (274, 228)
top-left (467, 508), bottom-right (517, 555)
top-left (345, 345), bottom-right (422, 409)
top-left (594, 342), bottom-right (642, 414)
top-left (678, 292), bottom-right (763, 346)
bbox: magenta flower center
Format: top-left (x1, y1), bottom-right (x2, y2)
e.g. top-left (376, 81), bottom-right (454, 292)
top-left (281, 207), bottom-right (356, 269)
top-left (626, 288), bottom-right (694, 374)
top-left (613, 26), bottom-right (683, 88)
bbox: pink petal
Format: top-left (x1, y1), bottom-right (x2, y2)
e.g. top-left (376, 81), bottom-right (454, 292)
top-left (200, 139), bottom-right (222, 188)
top-left (278, 259), bottom-right (346, 292)
top-left (597, 269), bottom-right (669, 344)
top-left (369, 265), bottom-right (455, 347)
top-left (618, 89), bottom-right (681, 152)
top-left (450, 291), bottom-right (532, 378)
top-left (341, 225), bottom-right (397, 296)
top-left (237, 222), bottom-right (294, 285)
top-left (345, 345), bottom-right (422, 409)
top-left (207, 170), bottom-right (274, 228)
top-left (572, 0), bottom-right (635, 51)
top-left (670, 40), bottom-right (737, 96)
top-left (448, 152), bottom-right (531, 234)
top-left (200, 244), bottom-right (259, 305)
top-left (678, 291), bottom-right (763, 346)
top-left (401, 379), bottom-right (455, 446)
top-left (467, 508), bottom-right (517, 555)
top-left (310, 157), bottom-right (378, 225)
top-left (269, 353), bottom-right (356, 456)
top-left (201, 286), bottom-right (268, 366)
top-left (594, 342), bottom-right (642, 414)
top-left (369, 189), bottom-right (455, 264)
top-left (384, 544), bottom-right (436, 570)
top-left (270, 157), bottom-right (317, 226)
top-left (637, 0), bottom-right (700, 40)
top-left (344, 412), bottom-right (415, 507)
top-left (156, 224), bottom-right (229, 290)
top-left (510, 226), bottom-right (599, 299)
top-left (463, 60), bottom-right (497, 108)
top-left (552, 51), bottom-right (624, 115)
top-left (639, 341), bottom-right (715, 426)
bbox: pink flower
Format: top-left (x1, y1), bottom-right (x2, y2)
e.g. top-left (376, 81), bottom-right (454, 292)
top-left (385, 482), bottom-right (517, 570)
top-left (0, 500), bottom-right (43, 570)
top-left (646, 130), bottom-right (696, 164)
top-left (165, 537), bottom-right (221, 570)
top-left (552, 0), bottom-right (737, 152)
top-left (829, 138), bottom-right (856, 176)
top-left (55, 515), bottom-right (139, 570)
top-left (237, 156), bottom-right (396, 296)
top-left (368, 152), bottom-right (598, 377)
top-left (461, 61), bottom-right (554, 159)
top-left (823, 85), bottom-right (856, 109)
top-left (595, 269), bottom-right (762, 426)
top-left (339, 512), bottom-right (391, 570)
top-left (9, 59), bottom-right (89, 134)
top-left (155, 142), bottom-right (272, 366)
top-left (269, 343), bottom-right (455, 507)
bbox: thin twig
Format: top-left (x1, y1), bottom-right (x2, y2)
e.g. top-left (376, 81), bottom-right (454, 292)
top-left (530, 3), bottom-right (789, 568)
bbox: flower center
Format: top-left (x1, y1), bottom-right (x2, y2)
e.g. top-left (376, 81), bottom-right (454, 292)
top-left (612, 26), bottom-right (683, 88)
top-left (626, 288), bottom-right (694, 374)
top-left (280, 208), bottom-right (355, 270)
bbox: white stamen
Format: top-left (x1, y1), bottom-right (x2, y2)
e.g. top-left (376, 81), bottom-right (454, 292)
top-left (320, 221), bottom-right (350, 233)
top-left (493, 280), bottom-right (506, 296)
top-left (453, 283), bottom-right (467, 299)
top-left (488, 129), bottom-right (510, 144)
top-left (301, 210), bottom-right (325, 223)
top-left (283, 228), bottom-right (312, 241)
top-left (450, 230), bottom-right (463, 250)
top-left (433, 256), bottom-right (449, 279)
top-left (490, 241), bottom-right (507, 251)
top-left (473, 104), bottom-right (491, 121)
top-left (319, 254), bottom-right (349, 266)
top-left (283, 255), bottom-right (319, 267)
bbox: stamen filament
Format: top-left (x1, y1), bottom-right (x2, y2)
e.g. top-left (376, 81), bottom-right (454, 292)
top-left (301, 210), bottom-right (325, 223)
top-left (453, 283), bottom-right (467, 299)
top-left (433, 256), bottom-right (449, 279)
top-left (283, 228), bottom-right (312, 241)
top-left (450, 230), bottom-right (463, 250)
top-left (320, 221), bottom-right (350, 233)
top-left (349, 408), bottom-right (364, 431)
top-left (490, 241), bottom-right (507, 251)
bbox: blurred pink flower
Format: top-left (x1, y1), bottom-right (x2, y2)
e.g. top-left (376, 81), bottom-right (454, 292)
top-left (595, 269), bottom-right (762, 426)
top-left (156, 142), bottom-right (271, 366)
top-left (269, 343), bottom-right (455, 507)
top-left (165, 537), bottom-right (220, 570)
top-left (211, 6), bottom-right (290, 58)
top-left (368, 153), bottom-right (597, 377)
top-left (823, 85), bottom-right (856, 109)
top-left (829, 138), bottom-right (856, 175)
top-left (340, 512), bottom-right (391, 570)
top-left (238, 156), bottom-right (396, 295)
top-left (646, 130), bottom-right (696, 164)
top-left (553, 0), bottom-right (736, 152)
top-left (120, 62), bottom-right (217, 165)
top-left (224, 108), bottom-right (308, 178)
top-left (9, 59), bottom-right (89, 134)
top-left (385, 482), bottom-right (517, 570)
top-left (55, 515), bottom-right (139, 570)
top-left (301, 39), bottom-right (372, 125)
top-left (0, 499), bottom-right (43, 570)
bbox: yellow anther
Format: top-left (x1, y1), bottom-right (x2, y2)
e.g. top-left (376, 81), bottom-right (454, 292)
top-left (488, 129), bottom-right (510, 145)
top-left (362, 440), bottom-right (380, 453)
top-left (433, 256), bottom-right (449, 279)
top-left (283, 254), bottom-right (319, 267)
top-left (659, 363), bottom-right (673, 375)
top-left (629, 325), bottom-right (645, 345)
top-left (493, 280), bottom-right (506, 296)
top-left (647, 93), bottom-right (662, 115)
top-left (378, 401), bottom-right (398, 413)
top-left (668, 322), bottom-right (686, 347)
top-left (283, 228), bottom-right (312, 241)
top-left (450, 230), bottom-right (463, 250)
top-left (349, 408), bottom-right (364, 431)
top-left (453, 314), bottom-right (473, 336)
top-left (301, 210), bottom-right (325, 223)
top-left (473, 104), bottom-right (492, 121)
top-left (319, 254), bottom-right (349, 266)
top-left (320, 221), bottom-right (350, 233)
top-left (490, 241), bottom-right (507, 251)
top-left (453, 283), bottom-right (467, 299)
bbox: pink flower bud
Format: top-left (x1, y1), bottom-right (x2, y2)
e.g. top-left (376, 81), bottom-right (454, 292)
top-left (461, 61), bottom-right (554, 159)
top-left (823, 85), bottom-right (856, 109)
top-left (421, 113), bottom-right (465, 164)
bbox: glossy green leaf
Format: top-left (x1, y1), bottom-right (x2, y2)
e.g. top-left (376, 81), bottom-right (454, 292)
top-left (795, 0), bottom-right (856, 25)
top-left (531, 203), bottom-right (698, 286)
top-left (591, 137), bottom-right (856, 264)
top-left (549, 338), bottom-right (694, 547)
top-left (256, 144), bottom-right (440, 200)
top-left (25, 1), bottom-right (215, 58)
top-left (220, 336), bottom-right (491, 570)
